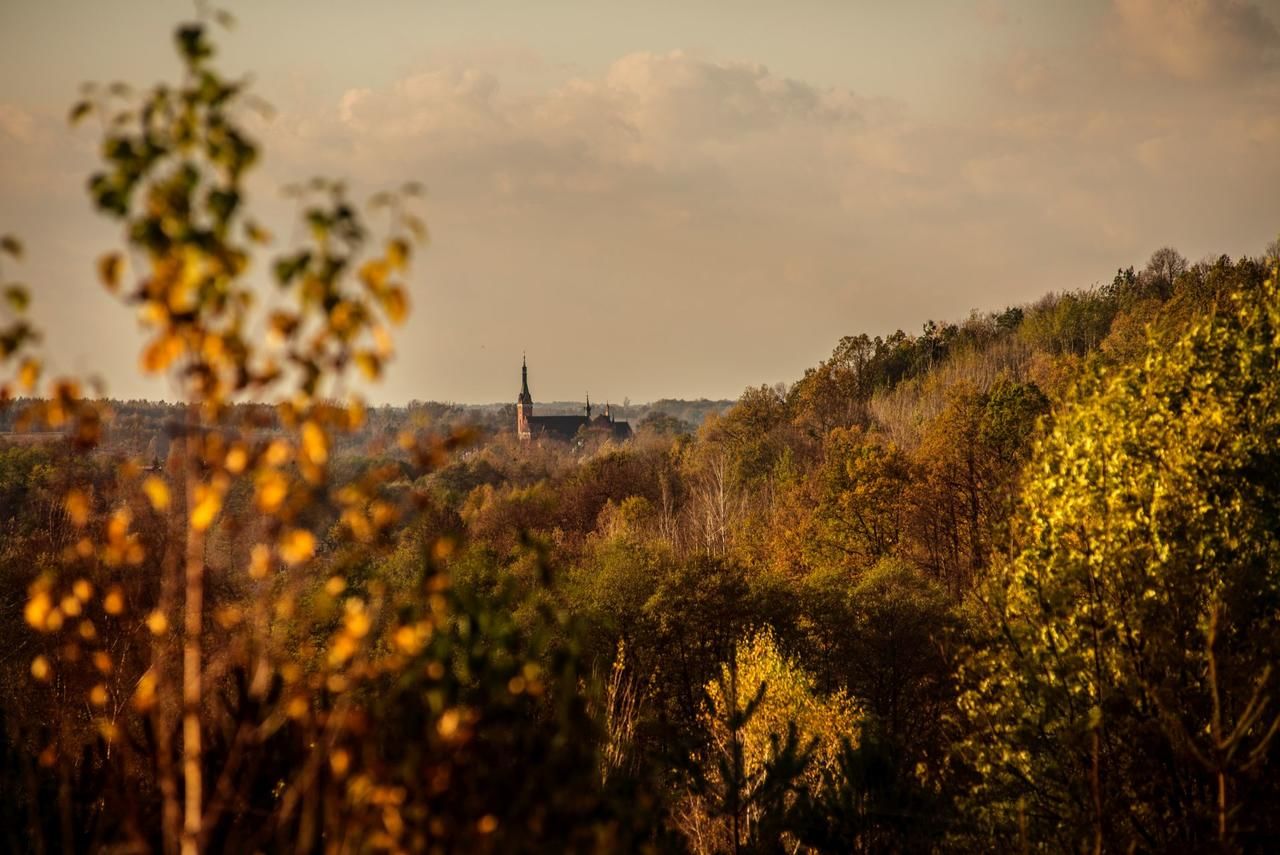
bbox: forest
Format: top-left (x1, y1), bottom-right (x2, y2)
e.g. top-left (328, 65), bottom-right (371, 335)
top-left (2, 13), bottom-right (1280, 855)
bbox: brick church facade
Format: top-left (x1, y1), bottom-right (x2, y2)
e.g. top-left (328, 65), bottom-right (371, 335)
top-left (516, 357), bottom-right (632, 443)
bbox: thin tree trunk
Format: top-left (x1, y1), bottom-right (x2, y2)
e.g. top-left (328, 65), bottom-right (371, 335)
top-left (180, 412), bottom-right (205, 855)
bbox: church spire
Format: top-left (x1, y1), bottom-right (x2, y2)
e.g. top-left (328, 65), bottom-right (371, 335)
top-left (585, 392), bottom-right (592, 420)
top-left (516, 353), bottom-right (533, 441)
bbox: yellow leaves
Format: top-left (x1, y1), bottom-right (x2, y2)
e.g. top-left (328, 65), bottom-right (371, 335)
top-left (343, 599), bottom-right (371, 639)
top-left (381, 287), bottom-right (408, 325)
top-left (65, 490), bottom-right (90, 526)
top-left (107, 506), bottom-right (132, 542)
top-left (103, 587), bottom-right (125, 615)
top-left (134, 669), bottom-right (157, 712)
top-left (301, 420), bottom-right (328, 466)
top-left (387, 238), bottom-right (410, 271)
top-left (329, 749), bottom-right (351, 778)
top-left (249, 543), bottom-right (271, 580)
top-left (327, 598), bottom-right (369, 667)
top-left (98, 252), bottom-right (123, 293)
top-left (142, 476), bottom-right (171, 511)
top-left (255, 469), bottom-right (289, 514)
top-left (346, 397), bottom-right (366, 430)
top-left (190, 481), bottom-right (224, 531)
top-left (89, 684), bottom-right (109, 707)
top-left (73, 579), bottom-right (93, 602)
top-left (141, 332), bottom-right (184, 374)
top-left (224, 444), bottom-right (248, 474)
top-left (25, 590), bottom-right (54, 631)
top-left (328, 633), bottom-right (358, 667)
top-left (342, 508), bottom-right (373, 543)
top-left (146, 609), bottom-right (169, 636)
top-left (264, 439), bottom-right (293, 467)
top-left (359, 259), bottom-right (389, 291)
top-left (437, 709), bottom-right (461, 740)
top-left (393, 622), bottom-right (431, 656)
top-left (372, 324), bottom-right (393, 358)
top-left (279, 528), bottom-right (316, 566)
top-left (31, 655), bottom-right (51, 682)
top-left (355, 351), bottom-right (381, 381)
top-left (18, 358), bottom-right (40, 392)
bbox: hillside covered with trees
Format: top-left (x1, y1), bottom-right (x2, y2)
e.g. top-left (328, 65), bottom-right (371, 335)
top-left (1, 12), bottom-right (1279, 855)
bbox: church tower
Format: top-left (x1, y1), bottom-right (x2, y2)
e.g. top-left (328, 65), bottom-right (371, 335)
top-left (517, 355), bottom-right (533, 440)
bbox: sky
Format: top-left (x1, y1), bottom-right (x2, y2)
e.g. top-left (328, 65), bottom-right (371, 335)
top-left (2, 0), bottom-right (1279, 405)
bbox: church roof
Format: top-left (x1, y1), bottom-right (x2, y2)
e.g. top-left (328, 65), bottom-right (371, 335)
top-left (528, 414), bottom-right (633, 442)
top-left (529, 414), bottom-right (589, 441)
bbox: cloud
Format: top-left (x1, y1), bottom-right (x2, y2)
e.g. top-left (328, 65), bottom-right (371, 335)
top-left (1109, 0), bottom-right (1280, 82)
top-left (3, 17), bottom-right (1279, 404)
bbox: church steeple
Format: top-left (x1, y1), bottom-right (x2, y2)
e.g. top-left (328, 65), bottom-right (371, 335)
top-left (585, 392), bottom-right (592, 420)
top-left (517, 354), bottom-right (533, 440)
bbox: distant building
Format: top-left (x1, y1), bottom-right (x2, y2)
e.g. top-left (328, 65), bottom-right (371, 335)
top-left (516, 356), bottom-right (632, 443)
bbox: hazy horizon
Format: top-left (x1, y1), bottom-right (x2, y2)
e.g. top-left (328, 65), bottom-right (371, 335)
top-left (3, 0), bottom-right (1278, 404)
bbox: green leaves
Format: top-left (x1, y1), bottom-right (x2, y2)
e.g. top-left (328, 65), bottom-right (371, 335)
top-left (175, 24), bottom-right (212, 64)
top-left (958, 256), bottom-right (1280, 849)
top-left (4, 284), bottom-right (31, 312)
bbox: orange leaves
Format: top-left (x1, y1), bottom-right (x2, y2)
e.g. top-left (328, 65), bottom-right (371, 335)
top-left (104, 506), bottom-right (145, 566)
top-left (17, 358), bottom-right (40, 392)
top-left (141, 332), bottom-right (184, 374)
top-left (301, 419), bottom-right (329, 473)
top-left (65, 489), bottom-right (90, 526)
top-left (25, 590), bottom-right (55, 632)
top-left (145, 609), bottom-right (169, 636)
top-left (142, 476), bottom-right (171, 511)
top-left (255, 469), bottom-right (289, 514)
top-left (249, 543), bottom-right (271, 580)
top-left (327, 598), bottom-right (369, 667)
top-left (133, 669), bottom-right (158, 712)
top-left (279, 528), bottom-right (316, 566)
top-left (190, 480), bottom-right (226, 532)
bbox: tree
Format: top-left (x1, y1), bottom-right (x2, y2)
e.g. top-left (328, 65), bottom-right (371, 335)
top-left (678, 628), bottom-right (858, 853)
top-left (7, 15), bottom-right (662, 853)
top-left (957, 257), bottom-right (1280, 850)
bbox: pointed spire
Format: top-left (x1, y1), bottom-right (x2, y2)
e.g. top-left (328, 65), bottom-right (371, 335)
top-left (520, 352), bottom-right (530, 399)
top-left (585, 392), bottom-right (592, 420)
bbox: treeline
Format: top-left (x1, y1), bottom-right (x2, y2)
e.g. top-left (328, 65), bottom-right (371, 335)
top-left (0, 396), bottom-right (732, 461)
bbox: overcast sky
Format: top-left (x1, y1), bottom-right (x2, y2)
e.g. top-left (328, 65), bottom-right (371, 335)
top-left (2, 0), bottom-right (1278, 404)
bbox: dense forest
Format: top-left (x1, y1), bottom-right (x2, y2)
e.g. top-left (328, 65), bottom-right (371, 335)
top-left (2, 13), bottom-right (1279, 855)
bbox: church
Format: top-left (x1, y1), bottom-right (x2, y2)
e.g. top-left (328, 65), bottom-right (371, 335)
top-left (516, 357), bottom-right (632, 443)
